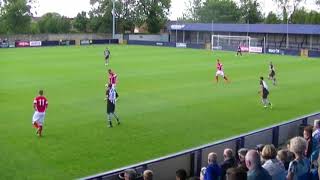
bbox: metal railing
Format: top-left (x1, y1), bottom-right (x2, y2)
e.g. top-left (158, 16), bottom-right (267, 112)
top-left (80, 112), bottom-right (320, 180)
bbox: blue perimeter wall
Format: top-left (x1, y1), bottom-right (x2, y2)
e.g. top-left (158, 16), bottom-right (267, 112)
top-left (127, 40), bottom-right (320, 58)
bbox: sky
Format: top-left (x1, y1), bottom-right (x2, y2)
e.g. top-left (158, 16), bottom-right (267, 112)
top-left (35, 0), bottom-right (318, 20)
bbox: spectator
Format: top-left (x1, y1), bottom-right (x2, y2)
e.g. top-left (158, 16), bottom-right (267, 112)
top-left (287, 136), bottom-right (310, 180)
top-left (245, 149), bottom-right (272, 180)
top-left (256, 144), bottom-right (266, 164)
top-left (226, 167), bottom-right (247, 180)
top-left (276, 149), bottom-right (291, 170)
top-left (122, 169), bottom-right (137, 180)
top-left (143, 170), bottom-right (153, 180)
top-left (304, 125), bottom-right (317, 158)
top-left (261, 144), bottom-right (286, 180)
top-left (313, 120), bottom-right (320, 144)
top-left (204, 152), bottom-right (221, 180)
top-left (220, 148), bottom-right (237, 180)
top-left (176, 169), bottom-right (187, 180)
top-left (238, 148), bottom-right (249, 171)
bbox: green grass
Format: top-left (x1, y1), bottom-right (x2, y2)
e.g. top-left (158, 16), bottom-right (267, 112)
top-left (0, 45), bottom-right (319, 179)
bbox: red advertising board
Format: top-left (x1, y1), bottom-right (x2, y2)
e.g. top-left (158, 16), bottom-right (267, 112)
top-left (15, 41), bottom-right (30, 47)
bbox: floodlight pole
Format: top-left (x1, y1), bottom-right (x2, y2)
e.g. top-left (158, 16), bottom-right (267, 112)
top-left (286, 18), bottom-right (289, 49)
top-left (112, 0), bottom-right (115, 39)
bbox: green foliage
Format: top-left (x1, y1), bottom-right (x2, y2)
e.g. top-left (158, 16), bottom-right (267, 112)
top-left (29, 21), bottom-right (39, 34)
top-left (1, 45), bottom-right (320, 179)
top-left (73, 11), bottom-right (89, 32)
top-left (239, 0), bottom-right (264, 24)
top-left (198, 0), bottom-right (240, 23)
top-left (181, 0), bottom-right (202, 22)
top-left (38, 13), bottom-right (71, 33)
top-left (291, 8), bottom-right (320, 24)
top-left (136, 0), bottom-right (171, 33)
top-left (264, 12), bottom-right (282, 24)
top-left (1, 0), bottom-right (32, 34)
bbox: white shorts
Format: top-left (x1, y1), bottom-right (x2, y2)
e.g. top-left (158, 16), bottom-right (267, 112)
top-left (216, 70), bottom-right (225, 77)
top-left (32, 111), bottom-right (45, 126)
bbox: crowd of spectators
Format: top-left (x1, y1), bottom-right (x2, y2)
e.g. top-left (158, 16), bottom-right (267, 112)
top-left (118, 119), bottom-right (320, 180)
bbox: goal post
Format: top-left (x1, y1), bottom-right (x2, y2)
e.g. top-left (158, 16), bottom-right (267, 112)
top-left (211, 35), bottom-right (266, 53)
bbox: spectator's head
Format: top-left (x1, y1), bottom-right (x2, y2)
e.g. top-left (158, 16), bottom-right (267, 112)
top-left (208, 152), bottom-right (218, 165)
top-left (39, 90), bottom-right (44, 95)
top-left (261, 144), bottom-right (277, 160)
top-left (143, 170), bottom-right (153, 180)
top-left (303, 126), bottom-right (313, 140)
top-left (276, 149), bottom-right (288, 163)
top-left (176, 169), bottom-right (187, 180)
top-left (255, 144), bottom-right (265, 154)
top-left (223, 148), bottom-right (234, 160)
top-left (226, 167), bottom-right (247, 180)
top-left (245, 150), bottom-right (261, 170)
top-left (314, 119), bottom-right (320, 129)
top-left (238, 148), bottom-right (248, 162)
top-left (289, 136), bottom-right (307, 157)
top-left (124, 169), bottom-right (137, 180)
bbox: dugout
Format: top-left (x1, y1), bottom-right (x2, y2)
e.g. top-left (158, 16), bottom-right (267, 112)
top-left (168, 22), bottom-right (320, 54)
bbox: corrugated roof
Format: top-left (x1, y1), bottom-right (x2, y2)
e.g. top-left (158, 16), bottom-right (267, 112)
top-left (168, 23), bottom-right (320, 35)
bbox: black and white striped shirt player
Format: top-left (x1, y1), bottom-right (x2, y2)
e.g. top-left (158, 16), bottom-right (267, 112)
top-left (106, 84), bottom-right (120, 127)
top-left (260, 77), bottom-right (272, 108)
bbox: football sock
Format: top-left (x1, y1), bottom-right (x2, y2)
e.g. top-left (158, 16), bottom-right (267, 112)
top-left (216, 76), bottom-right (218, 82)
top-left (113, 113), bottom-right (119, 122)
top-left (33, 122), bottom-right (39, 129)
top-left (38, 126), bottom-right (42, 136)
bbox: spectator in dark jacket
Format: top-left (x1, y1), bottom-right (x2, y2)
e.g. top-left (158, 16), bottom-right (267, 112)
top-left (226, 167), bottom-right (247, 180)
top-left (246, 150), bottom-right (272, 180)
top-left (220, 148), bottom-right (237, 180)
top-left (238, 148), bottom-right (249, 171)
top-left (176, 169), bottom-right (187, 180)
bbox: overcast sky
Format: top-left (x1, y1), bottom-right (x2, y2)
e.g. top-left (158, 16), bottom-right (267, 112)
top-left (34, 0), bottom-right (318, 20)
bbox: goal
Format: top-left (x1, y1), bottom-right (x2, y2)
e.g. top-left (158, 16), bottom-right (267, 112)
top-left (211, 35), bottom-right (265, 53)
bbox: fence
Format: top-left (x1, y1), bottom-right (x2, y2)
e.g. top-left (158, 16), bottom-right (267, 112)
top-left (80, 112), bottom-right (320, 180)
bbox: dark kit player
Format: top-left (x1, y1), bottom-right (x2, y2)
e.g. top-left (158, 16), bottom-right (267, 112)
top-left (268, 62), bottom-right (276, 86)
top-left (104, 48), bottom-right (111, 66)
top-left (237, 44), bottom-right (242, 56)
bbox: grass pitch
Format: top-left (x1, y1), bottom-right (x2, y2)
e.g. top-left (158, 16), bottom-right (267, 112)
top-left (0, 45), bottom-right (319, 179)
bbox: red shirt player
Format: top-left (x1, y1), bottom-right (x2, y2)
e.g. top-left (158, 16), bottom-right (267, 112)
top-left (32, 90), bottom-right (48, 137)
top-left (215, 59), bottom-right (229, 83)
top-left (108, 69), bottom-right (117, 87)
top-left (107, 69), bottom-right (119, 99)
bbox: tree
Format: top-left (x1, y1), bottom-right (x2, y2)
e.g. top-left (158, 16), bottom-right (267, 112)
top-left (38, 13), bottom-right (71, 33)
top-left (88, 0), bottom-right (114, 33)
top-left (197, 0), bottom-right (240, 23)
top-left (264, 12), bottom-right (282, 24)
top-left (137, 0), bottom-right (171, 33)
top-left (181, 0), bottom-right (203, 22)
top-left (73, 11), bottom-right (89, 32)
top-left (239, 0), bottom-right (264, 24)
top-left (272, 0), bottom-right (306, 22)
top-left (1, 0), bottom-right (34, 34)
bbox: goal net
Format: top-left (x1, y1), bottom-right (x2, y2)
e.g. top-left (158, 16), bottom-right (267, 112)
top-left (211, 35), bottom-right (265, 53)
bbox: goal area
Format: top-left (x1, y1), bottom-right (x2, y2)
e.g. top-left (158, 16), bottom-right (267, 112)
top-left (211, 35), bottom-right (265, 53)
